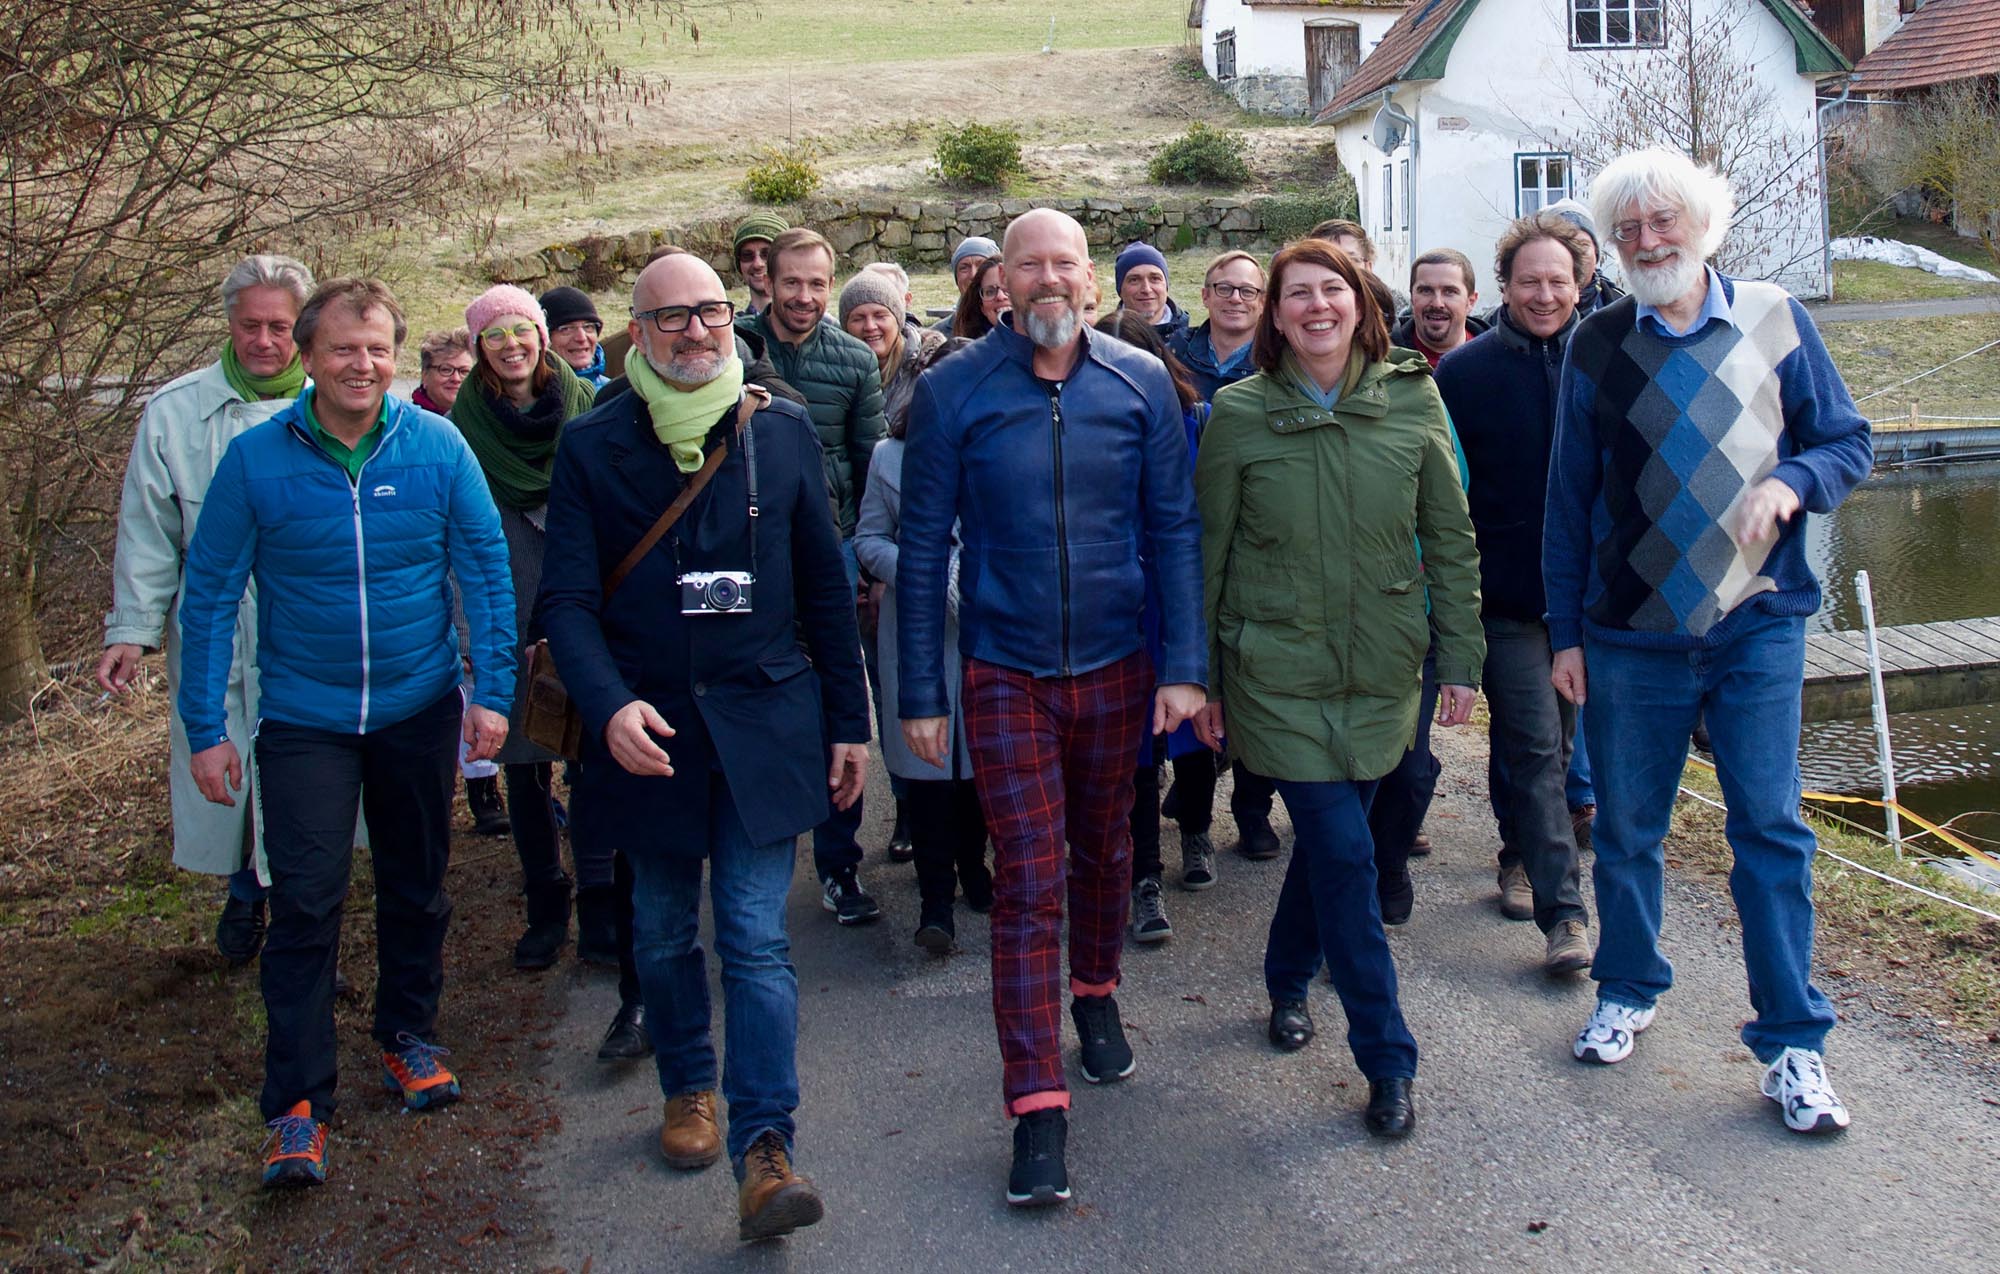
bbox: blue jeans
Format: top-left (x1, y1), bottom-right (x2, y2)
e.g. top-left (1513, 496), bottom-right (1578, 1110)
top-left (1264, 778), bottom-right (1419, 1081)
top-left (1582, 608), bottom-right (1835, 1061)
top-left (1566, 715), bottom-right (1594, 810)
top-left (627, 773), bottom-right (800, 1167)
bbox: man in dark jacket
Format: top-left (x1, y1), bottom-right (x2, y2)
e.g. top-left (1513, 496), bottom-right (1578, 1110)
top-left (178, 278), bottom-right (516, 1190)
top-left (1435, 212), bottom-right (1595, 977)
top-left (739, 227), bottom-right (887, 922)
top-left (1391, 248), bottom-right (1489, 367)
top-left (539, 253), bottom-right (868, 1239)
top-left (900, 209), bottom-right (1206, 1207)
top-left (1112, 241), bottom-right (1190, 345)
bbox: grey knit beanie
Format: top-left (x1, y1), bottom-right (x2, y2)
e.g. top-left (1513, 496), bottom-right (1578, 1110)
top-left (838, 271), bottom-right (906, 329)
top-left (951, 236), bottom-right (1000, 271)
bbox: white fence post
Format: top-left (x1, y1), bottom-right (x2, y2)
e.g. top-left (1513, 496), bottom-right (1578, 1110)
top-left (1855, 569), bottom-right (1904, 858)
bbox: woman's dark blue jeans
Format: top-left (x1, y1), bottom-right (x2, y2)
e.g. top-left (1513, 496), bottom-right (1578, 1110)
top-left (1265, 777), bottom-right (1419, 1082)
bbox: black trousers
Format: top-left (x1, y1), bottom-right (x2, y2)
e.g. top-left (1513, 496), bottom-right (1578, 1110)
top-left (1367, 640), bottom-right (1441, 889)
top-left (255, 687), bottom-right (461, 1122)
top-left (1135, 749), bottom-right (1282, 881)
top-left (905, 776), bottom-right (989, 909)
top-left (507, 761), bottom-right (616, 891)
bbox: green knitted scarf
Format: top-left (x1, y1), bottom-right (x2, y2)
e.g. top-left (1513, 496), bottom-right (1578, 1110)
top-left (625, 350), bottom-right (745, 472)
top-left (450, 355), bottom-right (597, 511)
top-left (219, 342), bottom-right (305, 402)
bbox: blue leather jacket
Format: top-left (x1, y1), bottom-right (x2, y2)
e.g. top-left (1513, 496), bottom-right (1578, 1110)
top-left (897, 317), bottom-right (1206, 719)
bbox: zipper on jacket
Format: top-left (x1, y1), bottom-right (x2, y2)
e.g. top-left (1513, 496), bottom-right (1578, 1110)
top-left (288, 415), bottom-right (392, 734)
top-left (1049, 382), bottom-right (1071, 676)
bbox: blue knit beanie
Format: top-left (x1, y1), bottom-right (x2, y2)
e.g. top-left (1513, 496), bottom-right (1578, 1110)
top-left (1115, 242), bottom-right (1169, 293)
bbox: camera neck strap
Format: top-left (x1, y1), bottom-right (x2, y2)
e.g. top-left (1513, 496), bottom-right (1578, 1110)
top-left (603, 386), bottom-right (770, 599)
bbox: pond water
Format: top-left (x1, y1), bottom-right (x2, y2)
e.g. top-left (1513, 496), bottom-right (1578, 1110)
top-left (1799, 461), bottom-right (2000, 846)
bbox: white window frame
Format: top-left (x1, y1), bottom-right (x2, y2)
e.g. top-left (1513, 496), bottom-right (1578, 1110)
top-left (1569, 0), bottom-right (1665, 49)
top-left (1381, 164), bottom-right (1395, 237)
top-left (1516, 152), bottom-right (1573, 216)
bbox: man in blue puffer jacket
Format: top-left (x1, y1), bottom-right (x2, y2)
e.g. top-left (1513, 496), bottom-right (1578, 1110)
top-left (178, 278), bottom-right (517, 1191)
top-left (898, 209), bottom-right (1206, 1208)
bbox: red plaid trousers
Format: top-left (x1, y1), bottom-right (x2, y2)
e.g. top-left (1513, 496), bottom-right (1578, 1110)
top-left (963, 650), bottom-right (1152, 1113)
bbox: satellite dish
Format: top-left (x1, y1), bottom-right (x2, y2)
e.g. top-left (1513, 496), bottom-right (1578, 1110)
top-left (1370, 102), bottom-right (1407, 153)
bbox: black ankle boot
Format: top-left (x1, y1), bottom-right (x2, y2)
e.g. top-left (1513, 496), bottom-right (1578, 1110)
top-left (513, 876), bottom-right (572, 970)
top-left (574, 884), bottom-right (619, 967)
top-left (466, 775), bottom-right (510, 835)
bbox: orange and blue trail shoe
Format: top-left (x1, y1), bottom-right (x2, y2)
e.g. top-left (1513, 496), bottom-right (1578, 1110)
top-left (381, 1032), bottom-right (461, 1111)
top-left (262, 1101), bottom-right (328, 1188)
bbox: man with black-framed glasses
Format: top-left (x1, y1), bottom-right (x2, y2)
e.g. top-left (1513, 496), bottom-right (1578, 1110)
top-left (540, 252), bottom-right (867, 1239)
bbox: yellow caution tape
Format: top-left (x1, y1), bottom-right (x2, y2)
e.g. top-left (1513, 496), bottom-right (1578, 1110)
top-left (1682, 754), bottom-right (2000, 868)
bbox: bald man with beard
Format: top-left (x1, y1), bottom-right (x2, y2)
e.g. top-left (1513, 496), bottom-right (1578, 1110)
top-left (897, 209), bottom-right (1207, 1206)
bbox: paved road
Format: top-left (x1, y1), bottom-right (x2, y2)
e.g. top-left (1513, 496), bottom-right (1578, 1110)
top-left (1806, 294), bottom-right (2000, 323)
top-left (532, 726), bottom-right (2000, 1272)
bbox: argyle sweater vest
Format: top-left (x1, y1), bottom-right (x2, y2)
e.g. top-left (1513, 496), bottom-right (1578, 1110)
top-left (1543, 277), bottom-right (1873, 652)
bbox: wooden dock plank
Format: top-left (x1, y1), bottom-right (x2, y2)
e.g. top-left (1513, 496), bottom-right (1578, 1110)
top-left (1803, 617), bottom-right (2000, 722)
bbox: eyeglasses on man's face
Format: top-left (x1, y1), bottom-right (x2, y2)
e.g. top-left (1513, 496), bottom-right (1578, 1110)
top-left (633, 300), bottom-right (737, 333)
top-left (1609, 210), bottom-right (1681, 243)
top-left (1206, 282), bottom-right (1263, 301)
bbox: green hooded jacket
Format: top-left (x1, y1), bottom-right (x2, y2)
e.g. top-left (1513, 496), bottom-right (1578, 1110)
top-left (1195, 347), bottom-right (1484, 784)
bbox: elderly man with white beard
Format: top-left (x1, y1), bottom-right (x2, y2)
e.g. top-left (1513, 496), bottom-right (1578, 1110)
top-left (1543, 149), bottom-right (1871, 1134)
top-left (897, 208), bottom-right (1206, 1206)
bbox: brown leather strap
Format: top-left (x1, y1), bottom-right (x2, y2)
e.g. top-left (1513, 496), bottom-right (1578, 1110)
top-left (602, 387), bottom-right (771, 600)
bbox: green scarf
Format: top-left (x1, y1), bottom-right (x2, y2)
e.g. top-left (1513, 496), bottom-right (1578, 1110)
top-left (450, 356), bottom-right (596, 511)
top-left (625, 350), bottom-right (745, 472)
top-left (220, 342), bottom-right (306, 402)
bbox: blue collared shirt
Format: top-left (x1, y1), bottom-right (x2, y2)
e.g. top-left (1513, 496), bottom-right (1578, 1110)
top-left (1634, 265), bottom-right (1736, 338)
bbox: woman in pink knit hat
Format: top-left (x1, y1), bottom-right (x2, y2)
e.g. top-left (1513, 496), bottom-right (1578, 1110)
top-left (448, 286), bottom-right (618, 1000)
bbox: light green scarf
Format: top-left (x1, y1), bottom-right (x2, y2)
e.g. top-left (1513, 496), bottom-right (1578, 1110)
top-left (220, 341), bottom-right (306, 402)
top-left (625, 351), bottom-right (745, 472)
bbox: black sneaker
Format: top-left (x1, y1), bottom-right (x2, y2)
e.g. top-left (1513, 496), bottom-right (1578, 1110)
top-left (1235, 815), bottom-right (1282, 861)
top-left (820, 870), bottom-right (882, 925)
top-left (215, 893), bottom-right (267, 966)
top-left (1006, 1108), bottom-right (1071, 1207)
top-left (1129, 876), bottom-right (1171, 943)
top-left (1071, 994), bottom-right (1135, 1084)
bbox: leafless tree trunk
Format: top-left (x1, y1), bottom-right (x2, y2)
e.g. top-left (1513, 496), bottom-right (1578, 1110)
top-left (0, 0), bottom-right (719, 719)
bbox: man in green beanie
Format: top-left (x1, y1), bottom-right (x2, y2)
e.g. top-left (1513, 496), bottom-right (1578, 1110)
top-left (733, 212), bottom-right (790, 318)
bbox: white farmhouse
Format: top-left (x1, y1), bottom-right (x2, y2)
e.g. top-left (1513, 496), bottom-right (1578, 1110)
top-left (1192, 1), bottom-right (1412, 117)
top-left (1309, 0), bottom-right (1850, 296)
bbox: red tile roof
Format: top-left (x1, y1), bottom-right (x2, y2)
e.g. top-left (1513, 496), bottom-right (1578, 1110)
top-left (1315, 0), bottom-right (1472, 121)
top-left (1852, 0), bottom-right (2000, 93)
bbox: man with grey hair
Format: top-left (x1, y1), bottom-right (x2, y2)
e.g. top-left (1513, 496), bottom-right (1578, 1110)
top-left (1545, 149), bottom-right (1871, 1133)
top-left (99, 253), bottom-right (316, 965)
top-left (540, 252), bottom-right (867, 1240)
top-left (898, 208), bottom-right (1206, 1205)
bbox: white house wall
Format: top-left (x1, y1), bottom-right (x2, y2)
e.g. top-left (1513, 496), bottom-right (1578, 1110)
top-left (1202, 2), bottom-right (1403, 116)
top-left (1335, 0), bottom-right (1832, 297)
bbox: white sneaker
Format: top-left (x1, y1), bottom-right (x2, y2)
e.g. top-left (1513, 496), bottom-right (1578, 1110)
top-left (1572, 999), bottom-right (1656, 1064)
top-left (1759, 1047), bottom-right (1851, 1134)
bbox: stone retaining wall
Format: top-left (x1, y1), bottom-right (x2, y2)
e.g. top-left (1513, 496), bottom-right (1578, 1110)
top-left (485, 193), bottom-right (1334, 288)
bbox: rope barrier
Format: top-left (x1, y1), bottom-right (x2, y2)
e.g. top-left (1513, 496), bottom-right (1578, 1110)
top-left (1674, 783), bottom-right (2000, 925)
top-left (1851, 337), bottom-right (2000, 404)
top-left (1682, 753), bottom-right (2000, 868)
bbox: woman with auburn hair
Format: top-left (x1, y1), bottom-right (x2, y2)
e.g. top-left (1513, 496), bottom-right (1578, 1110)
top-left (1193, 239), bottom-right (1484, 1139)
top-left (952, 256), bottom-right (1008, 340)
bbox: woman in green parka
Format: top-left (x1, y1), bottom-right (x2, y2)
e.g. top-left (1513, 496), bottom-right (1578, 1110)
top-left (1192, 238), bottom-right (1484, 1140)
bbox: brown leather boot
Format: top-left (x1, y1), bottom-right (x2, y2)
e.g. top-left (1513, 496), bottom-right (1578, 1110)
top-left (659, 1091), bottom-right (720, 1170)
top-left (736, 1131), bottom-right (824, 1242)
